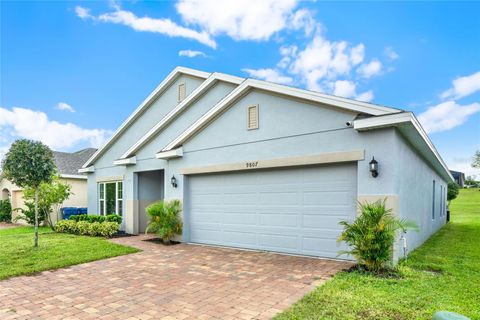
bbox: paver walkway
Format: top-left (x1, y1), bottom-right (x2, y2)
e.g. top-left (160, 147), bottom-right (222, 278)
top-left (0, 235), bottom-right (352, 320)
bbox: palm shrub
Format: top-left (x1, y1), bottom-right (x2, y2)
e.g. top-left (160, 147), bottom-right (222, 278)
top-left (146, 199), bottom-right (183, 244)
top-left (338, 199), bottom-right (417, 272)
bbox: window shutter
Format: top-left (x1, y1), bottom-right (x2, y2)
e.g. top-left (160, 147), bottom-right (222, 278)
top-left (247, 105), bottom-right (259, 130)
top-left (178, 83), bottom-right (186, 102)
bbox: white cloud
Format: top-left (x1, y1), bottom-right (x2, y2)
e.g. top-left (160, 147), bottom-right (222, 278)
top-left (418, 101), bottom-right (480, 133)
top-left (76, 6), bottom-right (216, 48)
top-left (384, 46), bottom-right (399, 60)
top-left (178, 50), bottom-right (206, 58)
top-left (55, 102), bottom-right (75, 113)
top-left (0, 107), bottom-right (111, 151)
top-left (176, 0), bottom-right (297, 41)
top-left (440, 71), bottom-right (480, 100)
top-left (350, 44), bottom-right (365, 66)
top-left (357, 59), bottom-right (382, 78)
top-left (356, 90), bottom-right (374, 102)
top-left (242, 68), bottom-right (293, 85)
top-left (289, 9), bottom-right (319, 36)
top-left (333, 80), bottom-right (356, 98)
top-left (75, 6), bottom-right (92, 20)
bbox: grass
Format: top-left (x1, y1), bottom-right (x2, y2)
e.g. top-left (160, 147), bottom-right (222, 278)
top-left (0, 226), bottom-right (140, 280)
top-left (276, 189), bottom-right (480, 320)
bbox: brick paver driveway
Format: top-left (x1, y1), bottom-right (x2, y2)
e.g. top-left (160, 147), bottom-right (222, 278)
top-left (0, 235), bottom-right (352, 320)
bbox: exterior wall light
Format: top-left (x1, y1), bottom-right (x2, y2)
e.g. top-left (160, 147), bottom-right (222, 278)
top-left (171, 175), bottom-right (178, 188)
top-left (369, 157), bottom-right (379, 178)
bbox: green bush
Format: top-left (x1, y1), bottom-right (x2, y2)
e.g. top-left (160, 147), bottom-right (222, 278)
top-left (0, 199), bottom-right (12, 222)
top-left (338, 199), bottom-right (418, 272)
top-left (106, 214), bottom-right (122, 224)
top-left (447, 182), bottom-right (459, 203)
top-left (146, 199), bottom-right (183, 244)
top-left (55, 220), bottom-right (119, 237)
top-left (14, 201), bottom-right (47, 225)
top-left (69, 214), bottom-right (108, 223)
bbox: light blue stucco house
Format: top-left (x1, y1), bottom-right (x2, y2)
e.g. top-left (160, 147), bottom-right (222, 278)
top-left (80, 66), bottom-right (453, 261)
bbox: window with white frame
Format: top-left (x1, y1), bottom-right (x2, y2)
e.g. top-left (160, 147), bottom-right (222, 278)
top-left (98, 181), bottom-right (123, 216)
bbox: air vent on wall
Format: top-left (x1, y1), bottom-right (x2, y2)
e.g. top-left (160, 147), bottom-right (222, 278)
top-left (247, 105), bottom-right (259, 130)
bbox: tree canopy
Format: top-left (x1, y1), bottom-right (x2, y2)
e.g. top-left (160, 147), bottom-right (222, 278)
top-left (1, 139), bottom-right (56, 188)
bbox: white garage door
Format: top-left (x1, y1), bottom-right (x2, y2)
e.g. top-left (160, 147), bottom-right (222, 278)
top-left (187, 163), bottom-right (357, 259)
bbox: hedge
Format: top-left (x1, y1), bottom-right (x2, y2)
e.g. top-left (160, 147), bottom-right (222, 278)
top-left (69, 214), bottom-right (122, 224)
top-left (55, 220), bottom-right (120, 237)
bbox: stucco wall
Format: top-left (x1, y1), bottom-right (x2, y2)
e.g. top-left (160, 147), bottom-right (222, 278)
top-left (392, 129), bottom-right (447, 259)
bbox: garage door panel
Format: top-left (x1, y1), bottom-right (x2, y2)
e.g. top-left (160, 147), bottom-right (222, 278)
top-left (259, 213), bottom-right (298, 227)
top-left (259, 192), bottom-right (300, 205)
top-left (188, 163), bottom-right (356, 259)
top-left (302, 214), bottom-right (351, 228)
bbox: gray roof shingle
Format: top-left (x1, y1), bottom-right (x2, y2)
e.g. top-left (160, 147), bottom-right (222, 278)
top-left (53, 148), bottom-right (97, 176)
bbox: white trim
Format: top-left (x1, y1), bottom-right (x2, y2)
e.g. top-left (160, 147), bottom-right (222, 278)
top-left (181, 150), bottom-right (364, 175)
top-left (78, 166), bottom-right (94, 173)
top-left (162, 79), bottom-right (402, 152)
top-left (155, 147), bottom-right (183, 159)
top-left (82, 66), bottom-right (210, 168)
top-left (59, 174), bottom-right (87, 180)
top-left (120, 73), bottom-right (243, 159)
top-left (113, 156), bottom-right (137, 166)
top-left (354, 112), bottom-right (454, 182)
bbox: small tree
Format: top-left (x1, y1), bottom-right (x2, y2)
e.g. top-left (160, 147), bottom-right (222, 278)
top-left (447, 182), bottom-right (459, 204)
top-left (146, 199), bottom-right (183, 244)
top-left (1, 140), bottom-right (56, 247)
top-left (472, 150), bottom-right (480, 169)
top-left (23, 175), bottom-right (71, 230)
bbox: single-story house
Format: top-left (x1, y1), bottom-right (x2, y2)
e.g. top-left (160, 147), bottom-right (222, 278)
top-left (450, 170), bottom-right (465, 188)
top-left (1, 148), bottom-right (96, 224)
top-left (80, 67), bottom-right (453, 261)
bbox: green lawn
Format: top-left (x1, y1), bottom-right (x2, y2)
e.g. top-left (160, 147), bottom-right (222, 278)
top-left (0, 226), bottom-right (139, 280)
top-left (277, 189), bottom-right (480, 320)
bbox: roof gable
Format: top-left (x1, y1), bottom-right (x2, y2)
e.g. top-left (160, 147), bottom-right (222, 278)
top-left (82, 67), bottom-right (210, 168)
top-left (162, 78), bottom-right (402, 152)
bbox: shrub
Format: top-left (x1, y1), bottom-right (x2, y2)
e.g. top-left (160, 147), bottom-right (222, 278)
top-left (106, 214), bottom-right (122, 224)
top-left (14, 201), bottom-right (47, 225)
top-left (146, 199), bottom-right (183, 244)
top-left (0, 199), bottom-right (12, 222)
top-left (447, 182), bottom-right (459, 203)
top-left (70, 214), bottom-right (106, 223)
top-left (55, 220), bottom-right (120, 237)
top-left (338, 199), bottom-right (417, 272)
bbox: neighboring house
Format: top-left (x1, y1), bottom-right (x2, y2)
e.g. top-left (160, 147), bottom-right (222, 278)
top-left (450, 170), bottom-right (465, 187)
top-left (0, 148), bottom-right (97, 224)
top-left (80, 67), bottom-right (453, 261)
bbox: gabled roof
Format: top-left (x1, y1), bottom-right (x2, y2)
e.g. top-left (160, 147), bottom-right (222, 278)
top-left (54, 148), bottom-right (97, 177)
top-left (354, 112), bottom-right (453, 182)
top-left (82, 66), bottom-right (210, 168)
top-left (162, 78), bottom-right (402, 152)
top-left (119, 72), bottom-right (244, 160)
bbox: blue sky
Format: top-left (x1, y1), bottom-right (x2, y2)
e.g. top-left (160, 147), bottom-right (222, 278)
top-left (1, 0), bottom-right (479, 177)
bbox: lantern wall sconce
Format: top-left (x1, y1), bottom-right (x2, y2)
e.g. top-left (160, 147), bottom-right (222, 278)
top-left (369, 157), bottom-right (379, 178)
top-left (171, 175), bottom-right (178, 188)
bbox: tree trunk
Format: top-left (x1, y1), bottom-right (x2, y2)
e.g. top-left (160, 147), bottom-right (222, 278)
top-left (34, 188), bottom-right (39, 248)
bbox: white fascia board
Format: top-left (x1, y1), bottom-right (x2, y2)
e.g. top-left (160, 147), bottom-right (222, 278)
top-left (113, 156), bottom-right (137, 166)
top-left (155, 147), bottom-right (183, 159)
top-left (78, 166), bottom-right (95, 173)
top-left (162, 80), bottom-right (251, 151)
top-left (354, 112), bottom-right (454, 182)
top-left (162, 78), bottom-right (401, 152)
top-left (120, 73), bottom-right (243, 159)
top-left (82, 66), bottom-right (210, 168)
top-left (60, 174), bottom-right (88, 180)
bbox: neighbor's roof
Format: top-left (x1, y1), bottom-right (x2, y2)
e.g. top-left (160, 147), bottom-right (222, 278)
top-left (54, 148), bottom-right (97, 176)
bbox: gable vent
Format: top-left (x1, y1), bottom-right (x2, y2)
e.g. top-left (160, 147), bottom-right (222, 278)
top-left (247, 105), bottom-right (259, 130)
top-left (178, 83), bottom-right (186, 102)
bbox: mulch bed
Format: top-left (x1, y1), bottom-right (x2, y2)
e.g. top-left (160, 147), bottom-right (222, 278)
top-left (110, 231), bottom-right (136, 238)
top-left (143, 238), bottom-right (181, 246)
